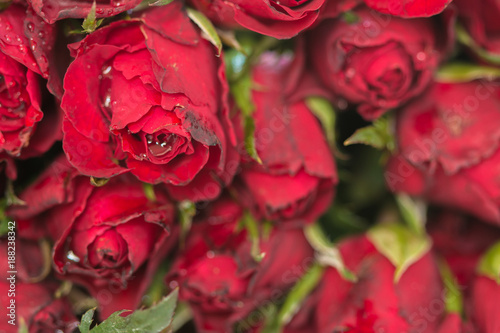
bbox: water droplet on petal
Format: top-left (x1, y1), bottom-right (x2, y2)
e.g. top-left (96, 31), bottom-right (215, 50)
top-left (66, 250), bottom-right (80, 262)
top-left (27, 22), bottom-right (34, 32)
top-left (345, 67), bottom-right (356, 79)
top-left (104, 95), bottom-right (111, 108)
top-left (206, 251), bottom-right (215, 258)
top-left (4, 35), bottom-right (11, 43)
top-left (416, 52), bottom-right (426, 61)
top-left (102, 65), bottom-right (112, 75)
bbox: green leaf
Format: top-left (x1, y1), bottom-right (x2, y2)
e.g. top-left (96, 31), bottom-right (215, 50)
top-left (6, 180), bottom-right (25, 206)
top-left (17, 318), bottom-right (28, 333)
top-left (79, 289), bottom-right (178, 333)
top-left (342, 11), bottom-right (360, 24)
top-left (305, 97), bottom-right (336, 150)
top-left (367, 223), bottom-right (431, 282)
top-left (395, 194), bottom-right (426, 236)
top-left (304, 224), bottom-right (357, 282)
top-left (150, 0), bottom-right (175, 6)
top-left (90, 177), bottom-right (109, 187)
top-left (477, 241), bottom-right (500, 284)
top-left (229, 72), bottom-right (262, 163)
top-left (276, 263), bottom-right (324, 326)
top-left (456, 24), bottom-right (500, 66)
top-left (435, 62), bottom-right (500, 83)
top-left (344, 116), bottom-right (395, 152)
top-left (232, 73), bottom-right (254, 117)
top-left (439, 261), bottom-right (464, 314)
top-left (78, 308), bottom-right (95, 333)
top-left (142, 183), bottom-right (156, 202)
top-left (241, 211), bottom-right (265, 262)
top-left (243, 115), bottom-right (262, 164)
top-left (82, 1), bottom-right (104, 33)
top-left (179, 200), bottom-right (196, 248)
top-left (186, 7), bottom-right (222, 56)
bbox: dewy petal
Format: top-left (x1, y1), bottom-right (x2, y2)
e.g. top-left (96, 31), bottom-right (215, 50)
top-left (108, 71), bottom-right (161, 131)
top-left (27, 0), bottom-right (142, 23)
top-left (128, 140), bottom-right (209, 185)
top-left (0, 4), bottom-right (39, 75)
top-left (62, 44), bottom-right (124, 142)
top-left (62, 117), bottom-right (128, 178)
top-left (140, 1), bottom-right (200, 46)
top-left (143, 26), bottom-right (221, 112)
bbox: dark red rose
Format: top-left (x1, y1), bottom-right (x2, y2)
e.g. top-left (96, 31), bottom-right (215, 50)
top-left (454, 0), bottom-right (500, 58)
top-left (308, 5), bottom-right (454, 120)
top-left (428, 210), bottom-right (500, 288)
top-left (167, 195), bottom-right (315, 333)
top-left (234, 53), bottom-right (337, 225)
top-left (0, 281), bottom-right (78, 333)
top-left (187, 0), bottom-right (326, 39)
top-left (8, 155), bottom-right (177, 318)
top-left (385, 81), bottom-right (500, 224)
top-left (61, 2), bottom-right (238, 202)
top-left (0, 3), bottom-right (62, 162)
top-left (363, 0), bottom-right (452, 18)
top-left (310, 235), bottom-right (444, 333)
top-left (27, 0), bottom-right (142, 23)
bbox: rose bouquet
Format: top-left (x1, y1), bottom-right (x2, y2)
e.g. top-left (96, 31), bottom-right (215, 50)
top-left (1, 0), bottom-right (500, 332)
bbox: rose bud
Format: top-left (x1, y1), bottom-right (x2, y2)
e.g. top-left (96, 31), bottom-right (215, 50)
top-left (8, 155), bottom-right (177, 318)
top-left (454, 0), bottom-right (500, 60)
top-left (308, 5), bottom-right (455, 120)
top-left (167, 196), bottom-right (315, 332)
top-left (363, 0), bottom-right (452, 18)
top-left (0, 3), bottom-right (62, 162)
top-left (27, 0), bottom-right (142, 23)
top-left (233, 53), bottom-right (337, 225)
top-left (385, 80), bottom-right (500, 225)
top-left (61, 2), bottom-right (238, 202)
top-left (187, 0), bottom-right (327, 39)
top-left (0, 281), bottom-right (78, 333)
top-left (313, 235), bottom-right (445, 333)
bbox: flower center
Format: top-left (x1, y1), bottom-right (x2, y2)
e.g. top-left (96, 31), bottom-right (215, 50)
top-left (146, 133), bottom-right (178, 157)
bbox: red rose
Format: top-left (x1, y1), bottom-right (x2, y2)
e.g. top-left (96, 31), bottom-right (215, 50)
top-left (8, 155), bottom-right (177, 318)
top-left (385, 81), bottom-right (500, 224)
top-left (470, 275), bottom-right (500, 333)
top-left (454, 0), bottom-right (500, 57)
top-left (167, 195), bottom-right (314, 332)
top-left (0, 238), bottom-right (78, 333)
top-left (363, 0), bottom-right (452, 18)
top-left (0, 3), bottom-right (62, 162)
top-left (0, 281), bottom-right (78, 333)
top-left (308, 5), bottom-right (454, 120)
top-left (187, 0), bottom-right (326, 39)
top-left (428, 210), bottom-right (500, 287)
top-left (27, 0), bottom-right (142, 23)
top-left (311, 235), bottom-right (444, 333)
top-left (61, 2), bottom-right (238, 202)
top-left (234, 53), bottom-right (337, 225)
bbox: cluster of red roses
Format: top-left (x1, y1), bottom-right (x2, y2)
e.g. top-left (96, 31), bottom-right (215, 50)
top-left (1, 0), bottom-right (500, 332)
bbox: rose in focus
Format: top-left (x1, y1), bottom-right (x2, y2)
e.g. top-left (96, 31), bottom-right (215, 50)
top-left (61, 3), bottom-right (238, 202)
